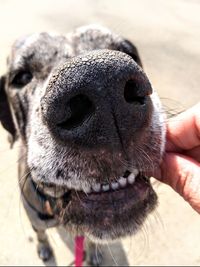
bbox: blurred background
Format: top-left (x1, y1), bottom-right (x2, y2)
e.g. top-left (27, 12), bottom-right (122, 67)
top-left (0, 0), bottom-right (200, 265)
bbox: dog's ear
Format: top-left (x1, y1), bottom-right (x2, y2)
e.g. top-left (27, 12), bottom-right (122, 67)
top-left (117, 39), bottom-right (143, 68)
top-left (0, 75), bottom-right (16, 145)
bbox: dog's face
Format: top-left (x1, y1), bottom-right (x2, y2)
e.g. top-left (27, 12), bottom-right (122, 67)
top-left (0, 25), bottom-right (165, 241)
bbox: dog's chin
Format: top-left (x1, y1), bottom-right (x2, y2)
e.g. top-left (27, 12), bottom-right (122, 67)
top-left (51, 173), bottom-right (157, 241)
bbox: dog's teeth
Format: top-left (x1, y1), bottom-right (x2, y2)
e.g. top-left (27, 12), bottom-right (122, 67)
top-left (90, 170), bottom-right (139, 194)
top-left (127, 173), bottom-right (136, 184)
top-left (132, 169), bottom-right (139, 177)
top-left (111, 182), bottom-right (119, 190)
top-left (92, 183), bottom-right (101, 193)
top-left (84, 187), bottom-right (91, 194)
top-left (118, 177), bottom-right (127, 187)
top-left (102, 184), bottom-right (110, 192)
top-left (81, 183), bottom-right (92, 194)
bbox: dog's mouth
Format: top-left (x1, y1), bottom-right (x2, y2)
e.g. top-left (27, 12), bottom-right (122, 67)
top-left (71, 170), bottom-right (151, 209)
top-left (43, 169), bottom-right (157, 240)
top-left (71, 173), bottom-right (153, 228)
top-left (40, 169), bottom-right (151, 204)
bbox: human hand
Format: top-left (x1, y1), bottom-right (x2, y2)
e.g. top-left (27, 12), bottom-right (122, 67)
top-left (155, 103), bottom-right (200, 213)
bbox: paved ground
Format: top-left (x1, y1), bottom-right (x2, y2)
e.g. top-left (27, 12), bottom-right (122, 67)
top-left (0, 0), bottom-right (200, 265)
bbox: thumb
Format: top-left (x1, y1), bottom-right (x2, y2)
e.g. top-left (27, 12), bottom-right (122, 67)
top-left (157, 153), bottom-right (200, 213)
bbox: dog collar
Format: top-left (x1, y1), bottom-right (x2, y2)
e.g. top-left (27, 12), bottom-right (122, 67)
top-left (22, 177), bottom-right (85, 266)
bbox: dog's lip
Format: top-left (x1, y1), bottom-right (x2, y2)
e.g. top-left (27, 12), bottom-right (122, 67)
top-left (68, 174), bottom-right (151, 211)
top-left (52, 173), bottom-right (157, 238)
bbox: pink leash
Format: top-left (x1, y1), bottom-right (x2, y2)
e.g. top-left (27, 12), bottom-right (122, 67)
top-left (74, 236), bottom-right (85, 267)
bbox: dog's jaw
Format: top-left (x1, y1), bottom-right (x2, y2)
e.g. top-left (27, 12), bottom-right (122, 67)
top-left (26, 87), bottom-right (165, 240)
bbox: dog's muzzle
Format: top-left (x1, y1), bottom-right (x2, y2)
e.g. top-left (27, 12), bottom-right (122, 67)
top-left (28, 49), bottom-right (160, 241)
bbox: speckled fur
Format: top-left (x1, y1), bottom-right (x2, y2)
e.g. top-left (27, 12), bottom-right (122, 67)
top-left (0, 25), bottom-right (166, 261)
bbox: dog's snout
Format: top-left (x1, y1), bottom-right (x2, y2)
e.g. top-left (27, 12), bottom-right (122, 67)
top-left (41, 49), bottom-right (152, 147)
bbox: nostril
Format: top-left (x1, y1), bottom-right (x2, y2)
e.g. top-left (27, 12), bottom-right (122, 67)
top-left (124, 79), bottom-right (146, 105)
top-left (57, 94), bottom-right (95, 130)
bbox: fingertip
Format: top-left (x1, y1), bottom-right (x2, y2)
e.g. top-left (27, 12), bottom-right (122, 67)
top-left (159, 153), bottom-right (200, 211)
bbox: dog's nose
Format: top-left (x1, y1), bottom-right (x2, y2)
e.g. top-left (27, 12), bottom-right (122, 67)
top-left (41, 50), bottom-right (153, 147)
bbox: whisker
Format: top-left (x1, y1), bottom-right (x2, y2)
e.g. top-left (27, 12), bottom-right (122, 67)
top-left (74, 189), bottom-right (85, 207)
top-left (135, 222), bottom-right (149, 261)
top-left (95, 242), bottom-right (103, 266)
top-left (18, 167), bottom-right (34, 186)
top-left (7, 166), bottom-right (33, 205)
top-left (18, 190), bottom-right (29, 240)
top-left (152, 209), bottom-right (165, 232)
top-left (17, 168), bottom-right (35, 241)
top-left (106, 240), bottom-right (118, 266)
top-left (125, 235), bottom-right (133, 259)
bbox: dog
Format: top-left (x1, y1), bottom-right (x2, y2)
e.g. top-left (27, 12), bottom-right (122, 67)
top-left (0, 25), bottom-right (166, 265)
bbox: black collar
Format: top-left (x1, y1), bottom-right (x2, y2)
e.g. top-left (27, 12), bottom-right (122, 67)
top-left (21, 176), bottom-right (55, 221)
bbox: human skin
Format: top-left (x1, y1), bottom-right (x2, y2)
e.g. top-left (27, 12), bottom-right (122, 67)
top-left (155, 103), bottom-right (200, 213)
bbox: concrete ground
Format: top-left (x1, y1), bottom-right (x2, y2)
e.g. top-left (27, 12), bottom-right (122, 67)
top-left (0, 0), bottom-right (200, 265)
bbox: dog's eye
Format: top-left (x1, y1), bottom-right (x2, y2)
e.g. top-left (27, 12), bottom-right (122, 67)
top-left (11, 71), bottom-right (32, 87)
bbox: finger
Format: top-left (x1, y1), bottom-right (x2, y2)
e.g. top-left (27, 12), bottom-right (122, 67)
top-left (159, 152), bottom-right (200, 213)
top-left (166, 103), bottom-right (200, 151)
top-left (184, 145), bottom-right (200, 162)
